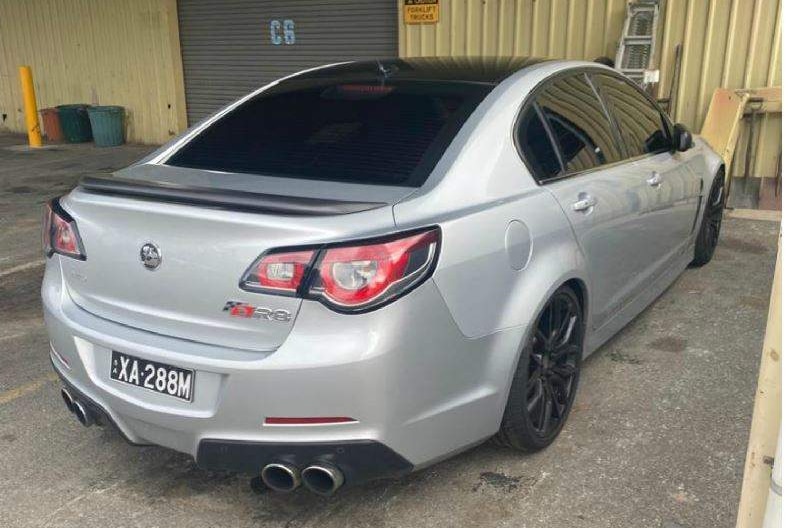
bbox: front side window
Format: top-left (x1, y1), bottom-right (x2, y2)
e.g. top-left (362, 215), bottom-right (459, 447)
top-left (516, 104), bottom-right (562, 182)
top-left (536, 74), bottom-right (623, 174)
top-left (168, 80), bottom-right (490, 187)
top-left (594, 74), bottom-right (672, 157)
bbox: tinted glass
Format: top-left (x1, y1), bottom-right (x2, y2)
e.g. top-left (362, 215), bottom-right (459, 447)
top-left (516, 104), bottom-right (562, 181)
top-left (594, 74), bottom-right (672, 157)
top-left (168, 80), bottom-right (490, 187)
top-left (536, 74), bottom-right (622, 174)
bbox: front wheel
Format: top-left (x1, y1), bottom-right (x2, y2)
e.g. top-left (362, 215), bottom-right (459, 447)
top-left (495, 285), bottom-right (583, 451)
top-left (690, 170), bottom-right (725, 267)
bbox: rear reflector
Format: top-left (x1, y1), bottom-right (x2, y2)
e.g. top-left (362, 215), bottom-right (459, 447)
top-left (264, 417), bottom-right (357, 425)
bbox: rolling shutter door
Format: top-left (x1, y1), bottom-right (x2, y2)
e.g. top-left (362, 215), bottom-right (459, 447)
top-left (177, 0), bottom-right (398, 125)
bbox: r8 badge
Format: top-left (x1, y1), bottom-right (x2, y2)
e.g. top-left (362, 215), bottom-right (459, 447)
top-left (223, 301), bottom-right (292, 322)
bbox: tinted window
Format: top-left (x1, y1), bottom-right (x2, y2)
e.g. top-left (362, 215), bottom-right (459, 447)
top-left (516, 104), bottom-right (562, 181)
top-left (594, 74), bottom-right (672, 157)
top-left (168, 80), bottom-right (490, 187)
top-left (536, 74), bottom-right (623, 174)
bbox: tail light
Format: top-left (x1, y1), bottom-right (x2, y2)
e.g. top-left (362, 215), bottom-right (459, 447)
top-left (241, 250), bottom-right (315, 294)
top-left (43, 198), bottom-right (86, 260)
top-left (241, 227), bottom-right (440, 312)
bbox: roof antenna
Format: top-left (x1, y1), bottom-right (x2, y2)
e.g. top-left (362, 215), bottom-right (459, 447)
top-left (376, 59), bottom-right (397, 83)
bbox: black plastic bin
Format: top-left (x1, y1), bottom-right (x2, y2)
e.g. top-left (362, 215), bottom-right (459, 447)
top-left (57, 104), bottom-right (92, 143)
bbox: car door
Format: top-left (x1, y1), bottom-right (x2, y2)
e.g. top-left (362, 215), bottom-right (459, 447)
top-left (593, 73), bottom-right (702, 272)
top-left (518, 72), bottom-right (656, 331)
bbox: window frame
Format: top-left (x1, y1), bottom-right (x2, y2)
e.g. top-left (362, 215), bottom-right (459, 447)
top-left (513, 101), bottom-right (565, 181)
top-left (513, 67), bottom-right (677, 186)
top-left (588, 71), bottom-right (674, 162)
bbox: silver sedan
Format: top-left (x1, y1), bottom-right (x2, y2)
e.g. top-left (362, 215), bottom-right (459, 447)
top-left (42, 57), bottom-right (724, 495)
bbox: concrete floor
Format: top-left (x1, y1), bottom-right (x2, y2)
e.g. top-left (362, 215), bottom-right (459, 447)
top-left (0, 133), bottom-right (780, 528)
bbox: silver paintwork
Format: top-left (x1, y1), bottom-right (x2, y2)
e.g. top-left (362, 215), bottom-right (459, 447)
top-left (43, 60), bottom-right (722, 473)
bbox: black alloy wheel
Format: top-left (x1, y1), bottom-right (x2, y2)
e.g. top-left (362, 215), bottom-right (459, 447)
top-left (496, 285), bottom-right (583, 451)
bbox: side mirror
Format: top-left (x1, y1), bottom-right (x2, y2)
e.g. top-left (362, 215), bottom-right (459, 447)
top-left (672, 123), bottom-right (693, 152)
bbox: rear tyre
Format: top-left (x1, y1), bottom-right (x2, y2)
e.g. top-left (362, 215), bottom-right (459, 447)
top-left (496, 285), bottom-right (583, 451)
top-left (690, 169), bottom-right (725, 267)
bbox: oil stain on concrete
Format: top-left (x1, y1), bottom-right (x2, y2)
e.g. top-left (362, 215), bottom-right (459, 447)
top-left (472, 472), bottom-right (525, 493)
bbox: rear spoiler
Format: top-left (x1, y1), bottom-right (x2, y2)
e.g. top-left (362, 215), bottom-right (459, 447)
top-left (78, 175), bottom-right (387, 216)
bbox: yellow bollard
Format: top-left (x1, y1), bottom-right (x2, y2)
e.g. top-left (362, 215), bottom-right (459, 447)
top-left (19, 66), bottom-right (42, 148)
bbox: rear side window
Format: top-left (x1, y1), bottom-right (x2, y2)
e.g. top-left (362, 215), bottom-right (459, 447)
top-left (536, 74), bottom-right (623, 174)
top-left (594, 74), bottom-right (672, 157)
top-left (167, 81), bottom-right (490, 187)
top-left (516, 104), bottom-right (562, 181)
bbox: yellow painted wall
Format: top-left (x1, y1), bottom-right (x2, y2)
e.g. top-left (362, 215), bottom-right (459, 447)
top-left (400, 0), bottom-right (782, 178)
top-left (0, 0), bottom-right (187, 144)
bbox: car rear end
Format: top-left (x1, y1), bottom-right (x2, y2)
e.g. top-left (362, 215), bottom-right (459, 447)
top-left (41, 62), bottom-right (516, 493)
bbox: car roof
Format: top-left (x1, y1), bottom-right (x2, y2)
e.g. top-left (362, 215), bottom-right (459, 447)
top-left (292, 56), bottom-right (550, 85)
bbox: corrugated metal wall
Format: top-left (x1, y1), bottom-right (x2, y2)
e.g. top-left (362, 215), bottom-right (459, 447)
top-left (0, 0), bottom-right (779, 161)
top-left (400, 0), bottom-right (782, 178)
top-left (177, 0), bottom-right (398, 125)
top-left (0, 0), bottom-right (187, 144)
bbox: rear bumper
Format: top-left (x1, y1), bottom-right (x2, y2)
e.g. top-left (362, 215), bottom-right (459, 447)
top-left (57, 369), bottom-right (412, 483)
top-left (43, 256), bottom-right (525, 482)
top-left (196, 439), bottom-right (412, 483)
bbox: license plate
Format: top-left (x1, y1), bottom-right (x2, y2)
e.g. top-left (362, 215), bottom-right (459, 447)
top-left (110, 351), bottom-right (194, 402)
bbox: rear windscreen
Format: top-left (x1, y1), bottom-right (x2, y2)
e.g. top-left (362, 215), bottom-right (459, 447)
top-left (167, 80), bottom-right (491, 187)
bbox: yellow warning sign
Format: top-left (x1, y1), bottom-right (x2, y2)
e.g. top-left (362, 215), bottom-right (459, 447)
top-left (404, 0), bottom-right (439, 24)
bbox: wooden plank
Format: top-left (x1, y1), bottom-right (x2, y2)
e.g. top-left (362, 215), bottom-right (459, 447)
top-left (735, 239), bottom-right (782, 528)
top-left (739, 87), bottom-right (782, 114)
top-left (700, 86), bottom-right (781, 189)
top-left (700, 88), bottom-right (749, 170)
top-left (700, 88), bottom-right (747, 168)
top-left (725, 209), bottom-right (782, 222)
top-left (737, 86), bottom-right (782, 103)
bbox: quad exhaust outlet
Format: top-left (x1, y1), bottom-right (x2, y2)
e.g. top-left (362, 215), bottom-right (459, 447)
top-left (60, 388), bottom-right (75, 413)
top-left (261, 463), bottom-right (301, 492)
top-left (73, 400), bottom-right (94, 427)
top-left (60, 387), bottom-right (95, 427)
top-left (301, 463), bottom-right (345, 496)
top-left (257, 462), bottom-right (345, 495)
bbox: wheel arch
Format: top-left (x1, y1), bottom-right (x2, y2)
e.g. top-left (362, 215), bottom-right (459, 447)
top-left (504, 273), bottom-right (591, 379)
top-left (696, 137), bottom-right (726, 194)
top-left (564, 277), bottom-right (588, 323)
top-left (531, 277), bottom-right (590, 354)
top-left (714, 163), bottom-right (725, 186)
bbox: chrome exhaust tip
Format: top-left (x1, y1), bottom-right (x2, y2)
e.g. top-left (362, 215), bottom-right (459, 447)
top-left (261, 463), bottom-right (301, 492)
top-left (72, 400), bottom-right (94, 427)
top-left (60, 388), bottom-right (75, 414)
top-left (301, 463), bottom-right (344, 496)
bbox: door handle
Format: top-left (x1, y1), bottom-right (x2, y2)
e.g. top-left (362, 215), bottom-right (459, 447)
top-left (572, 195), bottom-right (597, 212)
top-left (647, 172), bottom-right (663, 187)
